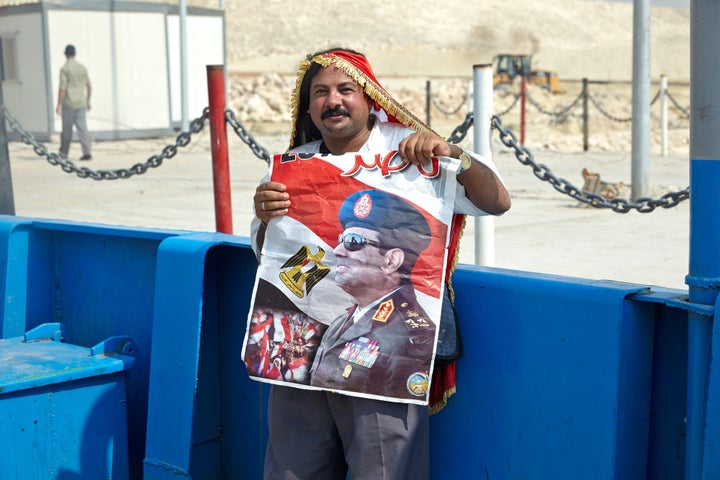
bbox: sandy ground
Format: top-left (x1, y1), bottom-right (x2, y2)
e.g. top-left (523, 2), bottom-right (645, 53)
top-left (5, 122), bottom-right (691, 291)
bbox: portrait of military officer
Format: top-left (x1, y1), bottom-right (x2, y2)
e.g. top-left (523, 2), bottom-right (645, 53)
top-left (309, 188), bottom-right (437, 400)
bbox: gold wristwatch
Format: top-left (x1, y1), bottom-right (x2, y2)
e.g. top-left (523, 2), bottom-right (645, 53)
top-left (457, 151), bottom-right (472, 174)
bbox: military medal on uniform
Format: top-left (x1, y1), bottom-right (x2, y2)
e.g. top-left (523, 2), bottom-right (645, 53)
top-left (339, 337), bottom-right (380, 377)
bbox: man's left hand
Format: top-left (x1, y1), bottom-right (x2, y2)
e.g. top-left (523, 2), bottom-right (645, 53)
top-left (397, 131), bottom-right (461, 166)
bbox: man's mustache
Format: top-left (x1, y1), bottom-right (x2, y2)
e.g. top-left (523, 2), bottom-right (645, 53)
top-left (321, 106), bottom-right (350, 119)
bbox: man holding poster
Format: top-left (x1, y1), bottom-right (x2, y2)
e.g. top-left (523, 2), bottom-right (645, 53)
top-left (247, 48), bottom-right (510, 480)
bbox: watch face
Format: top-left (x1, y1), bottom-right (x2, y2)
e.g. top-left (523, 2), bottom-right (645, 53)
top-left (458, 153), bottom-right (472, 172)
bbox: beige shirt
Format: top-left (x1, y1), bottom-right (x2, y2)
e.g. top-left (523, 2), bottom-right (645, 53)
top-left (59, 58), bottom-right (90, 109)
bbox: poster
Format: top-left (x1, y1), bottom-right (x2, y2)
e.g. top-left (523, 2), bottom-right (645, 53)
top-left (241, 151), bottom-right (460, 405)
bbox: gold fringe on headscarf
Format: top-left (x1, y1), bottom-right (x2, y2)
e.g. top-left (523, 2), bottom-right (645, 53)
top-left (288, 58), bottom-right (314, 149)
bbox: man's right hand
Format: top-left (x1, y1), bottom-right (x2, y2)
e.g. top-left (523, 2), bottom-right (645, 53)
top-left (254, 181), bottom-right (290, 225)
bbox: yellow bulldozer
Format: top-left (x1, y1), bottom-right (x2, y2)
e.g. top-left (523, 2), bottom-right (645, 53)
top-left (493, 54), bottom-right (562, 94)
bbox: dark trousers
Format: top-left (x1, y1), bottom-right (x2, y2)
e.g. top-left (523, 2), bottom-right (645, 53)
top-left (264, 385), bottom-right (430, 480)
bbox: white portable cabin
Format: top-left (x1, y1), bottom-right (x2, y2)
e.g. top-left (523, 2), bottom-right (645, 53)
top-left (0, 0), bottom-right (225, 141)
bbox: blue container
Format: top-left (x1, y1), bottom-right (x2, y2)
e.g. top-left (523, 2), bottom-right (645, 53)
top-left (0, 323), bottom-right (136, 480)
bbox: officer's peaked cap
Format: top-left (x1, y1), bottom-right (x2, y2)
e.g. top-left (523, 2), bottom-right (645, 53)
top-left (338, 189), bottom-right (431, 255)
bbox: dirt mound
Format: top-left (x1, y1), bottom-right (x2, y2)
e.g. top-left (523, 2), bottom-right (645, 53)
top-left (225, 0), bottom-right (689, 81)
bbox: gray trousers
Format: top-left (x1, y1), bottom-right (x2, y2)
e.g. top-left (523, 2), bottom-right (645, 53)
top-left (264, 385), bottom-right (430, 480)
top-left (60, 106), bottom-right (91, 158)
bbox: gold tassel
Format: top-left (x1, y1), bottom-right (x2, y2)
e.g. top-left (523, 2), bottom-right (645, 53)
top-left (446, 214), bottom-right (467, 303)
top-left (429, 385), bottom-right (457, 416)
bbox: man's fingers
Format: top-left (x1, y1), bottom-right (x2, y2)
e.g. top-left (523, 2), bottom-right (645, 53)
top-left (254, 181), bottom-right (291, 221)
top-left (398, 132), bottom-right (448, 165)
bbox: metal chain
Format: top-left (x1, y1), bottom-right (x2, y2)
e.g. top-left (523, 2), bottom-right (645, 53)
top-left (490, 114), bottom-right (689, 213)
top-left (500, 85), bottom-right (673, 122)
top-left (587, 89), bottom-right (662, 123)
top-left (3, 98), bottom-right (691, 213)
top-left (650, 89), bottom-right (661, 106)
top-left (586, 92), bottom-right (633, 123)
top-left (446, 112), bottom-right (474, 144)
top-left (496, 94), bottom-right (520, 117)
top-left (666, 91), bottom-right (690, 117)
top-left (224, 109), bottom-right (272, 164)
top-left (2, 106), bottom-right (209, 180)
top-left (526, 90), bottom-right (584, 117)
top-left (431, 93), bottom-right (469, 116)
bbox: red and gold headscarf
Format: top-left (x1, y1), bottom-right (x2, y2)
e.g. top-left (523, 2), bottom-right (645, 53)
top-left (288, 49), bottom-right (434, 150)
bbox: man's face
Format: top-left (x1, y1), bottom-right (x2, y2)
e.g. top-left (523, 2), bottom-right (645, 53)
top-left (308, 66), bottom-right (373, 144)
top-left (333, 227), bottom-right (389, 294)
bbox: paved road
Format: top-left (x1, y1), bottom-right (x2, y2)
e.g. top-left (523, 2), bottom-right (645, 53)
top-left (6, 129), bottom-right (691, 291)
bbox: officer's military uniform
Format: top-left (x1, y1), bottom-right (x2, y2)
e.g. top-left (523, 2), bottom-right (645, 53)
top-left (310, 283), bottom-right (435, 399)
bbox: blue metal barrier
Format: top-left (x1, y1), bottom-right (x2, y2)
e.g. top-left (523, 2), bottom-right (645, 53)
top-left (431, 268), bottom-right (684, 479)
top-left (0, 215), bottom-right (707, 478)
top-left (143, 233), bottom-right (263, 479)
top-left (0, 216), bottom-right (178, 479)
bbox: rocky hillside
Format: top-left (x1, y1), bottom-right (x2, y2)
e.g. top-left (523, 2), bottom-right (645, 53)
top-left (224, 0), bottom-right (689, 80)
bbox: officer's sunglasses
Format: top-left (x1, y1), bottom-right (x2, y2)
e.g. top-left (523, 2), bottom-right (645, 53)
top-left (338, 233), bottom-right (384, 252)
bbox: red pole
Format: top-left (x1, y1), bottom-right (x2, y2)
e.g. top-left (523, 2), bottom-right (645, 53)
top-left (207, 65), bottom-right (233, 234)
top-left (520, 77), bottom-right (527, 146)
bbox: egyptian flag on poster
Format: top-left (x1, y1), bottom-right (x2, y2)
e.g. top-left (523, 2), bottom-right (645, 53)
top-left (241, 151), bottom-right (460, 405)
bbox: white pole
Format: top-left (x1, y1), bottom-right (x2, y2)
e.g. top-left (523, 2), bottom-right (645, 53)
top-left (180, 0), bottom-right (189, 132)
top-left (661, 74), bottom-right (668, 157)
top-left (631, 0), bottom-right (651, 200)
top-left (473, 64), bottom-right (495, 266)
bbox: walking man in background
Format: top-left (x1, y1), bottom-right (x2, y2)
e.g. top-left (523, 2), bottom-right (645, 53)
top-left (56, 44), bottom-right (92, 161)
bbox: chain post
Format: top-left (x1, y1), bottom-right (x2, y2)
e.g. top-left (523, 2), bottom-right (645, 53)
top-left (207, 65), bottom-right (233, 234)
top-left (0, 100), bottom-right (15, 215)
top-left (425, 80), bottom-right (431, 127)
top-left (473, 64), bottom-right (495, 266)
top-left (520, 77), bottom-right (527, 145)
top-left (583, 78), bottom-right (589, 152)
top-left (661, 75), bottom-right (668, 157)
